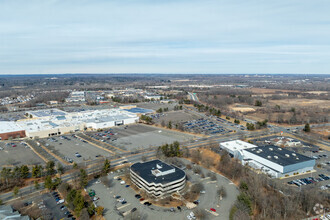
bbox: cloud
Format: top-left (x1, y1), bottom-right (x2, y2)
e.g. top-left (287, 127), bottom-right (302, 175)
top-left (0, 0), bottom-right (330, 74)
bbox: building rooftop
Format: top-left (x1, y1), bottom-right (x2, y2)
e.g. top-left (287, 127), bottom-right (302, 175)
top-left (220, 140), bottom-right (257, 151)
top-left (0, 121), bottom-right (24, 133)
top-left (124, 108), bottom-right (154, 114)
top-left (131, 160), bottom-right (186, 184)
top-left (27, 108), bottom-right (67, 118)
top-left (244, 146), bottom-right (314, 166)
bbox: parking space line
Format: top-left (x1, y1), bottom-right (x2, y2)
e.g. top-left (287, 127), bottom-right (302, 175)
top-left (206, 180), bottom-right (217, 184)
top-left (76, 134), bottom-right (115, 154)
top-left (117, 203), bottom-right (130, 210)
top-left (83, 133), bottom-right (128, 152)
top-left (25, 142), bottom-right (49, 163)
top-left (37, 142), bottom-right (70, 165)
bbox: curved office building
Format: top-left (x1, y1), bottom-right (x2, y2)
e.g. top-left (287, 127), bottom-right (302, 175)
top-left (130, 160), bottom-right (186, 197)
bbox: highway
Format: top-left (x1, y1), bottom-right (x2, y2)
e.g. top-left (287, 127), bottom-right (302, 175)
top-left (188, 92), bottom-right (199, 102)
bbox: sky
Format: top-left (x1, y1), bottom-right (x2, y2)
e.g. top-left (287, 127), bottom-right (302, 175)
top-left (0, 0), bottom-right (330, 74)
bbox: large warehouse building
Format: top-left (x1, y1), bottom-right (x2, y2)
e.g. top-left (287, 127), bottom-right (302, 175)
top-left (0, 108), bottom-right (139, 139)
top-left (219, 140), bottom-right (257, 160)
top-left (242, 146), bottom-right (315, 178)
top-left (130, 160), bottom-right (186, 198)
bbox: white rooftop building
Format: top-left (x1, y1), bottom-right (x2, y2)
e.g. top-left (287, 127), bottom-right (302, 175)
top-left (220, 140), bottom-right (258, 160)
top-left (16, 108), bottom-right (139, 138)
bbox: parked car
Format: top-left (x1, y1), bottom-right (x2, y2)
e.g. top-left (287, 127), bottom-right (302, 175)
top-left (57, 199), bottom-right (65, 204)
top-left (210, 208), bottom-right (216, 212)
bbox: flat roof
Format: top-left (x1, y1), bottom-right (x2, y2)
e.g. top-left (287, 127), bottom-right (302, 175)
top-left (124, 108), bottom-right (154, 114)
top-left (244, 146), bottom-right (314, 166)
top-left (0, 121), bottom-right (24, 134)
top-left (27, 109), bottom-right (67, 118)
top-left (131, 160), bottom-right (185, 184)
top-left (220, 140), bottom-right (257, 151)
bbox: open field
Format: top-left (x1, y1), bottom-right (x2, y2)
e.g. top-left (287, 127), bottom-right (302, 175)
top-left (0, 141), bottom-right (45, 166)
top-left (268, 99), bottom-right (330, 109)
top-left (311, 126), bottom-right (330, 139)
top-left (249, 88), bottom-right (301, 94)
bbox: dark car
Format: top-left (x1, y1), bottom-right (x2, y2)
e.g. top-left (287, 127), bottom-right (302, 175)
top-left (131, 208), bottom-right (137, 212)
top-left (177, 206), bottom-right (181, 211)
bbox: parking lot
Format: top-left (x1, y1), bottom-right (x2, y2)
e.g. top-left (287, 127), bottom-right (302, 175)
top-left (152, 111), bottom-right (202, 125)
top-left (88, 158), bottom-right (238, 220)
top-left (39, 135), bottom-right (113, 163)
top-left (86, 124), bottom-right (196, 151)
top-left (182, 118), bottom-right (232, 135)
top-left (0, 141), bottom-right (45, 166)
top-left (13, 192), bottom-right (69, 220)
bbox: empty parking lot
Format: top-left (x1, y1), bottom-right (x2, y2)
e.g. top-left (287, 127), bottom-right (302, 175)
top-left (92, 124), bottom-right (197, 151)
top-left (39, 135), bottom-right (113, 163)
top-left (0, 141), bottom-right (45, 166)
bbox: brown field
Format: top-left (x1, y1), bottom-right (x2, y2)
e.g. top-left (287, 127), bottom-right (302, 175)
top-left (230, 104), bottom-right (256, 112)
top-left (269, 99), bottom-right (330, 109)
top-left (249, 88), bottom-right (301, 94)
top-left (311, 126), bottom-right (330, 138)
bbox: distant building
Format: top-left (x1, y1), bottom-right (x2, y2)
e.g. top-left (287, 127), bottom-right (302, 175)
top-left (66, 91), bottom-right (85, 102)
top-left (130, 160), bottom-right (186, 197)
top-left (144, 95), bottom-right (162, 100)
top-left (0, 205), bottom-right (30, 220)
top-left (242, 146), bottom-right (315, 178)
top-left (219, 140), bottom-right (257, 160)
top-left (48, 100), bottom-right (58, 105)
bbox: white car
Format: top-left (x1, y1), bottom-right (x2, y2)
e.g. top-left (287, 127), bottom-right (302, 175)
top-left (57, 199), bottom-right (65, 204)
top-left (190, 212), bottom-right (196, 219)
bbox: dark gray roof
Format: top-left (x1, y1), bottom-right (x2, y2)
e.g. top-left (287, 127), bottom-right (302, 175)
top-left (130, 160), bottom-right (185, 184)
top-left (244, 146), bottom-right (314, 166)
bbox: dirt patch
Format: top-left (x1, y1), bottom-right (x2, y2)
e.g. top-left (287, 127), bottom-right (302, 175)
top-left (311, 126), bottom-right (330, 140)
top-left (231, 106), bottom-right (256, 112)
top-left (269, 99), bottom-right (330, 109)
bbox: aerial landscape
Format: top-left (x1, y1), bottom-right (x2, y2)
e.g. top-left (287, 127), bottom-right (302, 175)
top-left (0, 1), bottom-right (329, 220)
